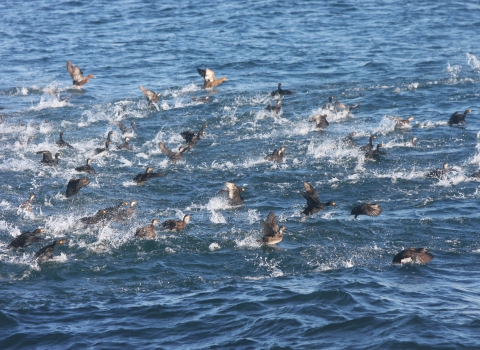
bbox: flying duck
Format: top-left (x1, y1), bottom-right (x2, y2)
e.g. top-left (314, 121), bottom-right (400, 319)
top-left (197, 68), bottom-right (228, 88)
top-left (448, 109), bottom-right (472, 126)
top-left (309, 114), bottom-right (329, 129)
top-left (158, 142), bottom-right (189, 162)
top-left (258, 211), bottom-right (287, 245)
top-left (139, 85), bottom-right (161, 105)
top-left (66, 60), bottom-right (95, 87)
top-left (133, 167), bottom-right (166, 185)
top-left (392, 248), bottom-right (434, 265)
top-left (271, 83), bottom-right (295, 97)
top-left (300, 182), bottom-right (336, 219)
top-left (351, 203), bottom-right (382, 219)
top-left (264, 147), bottom-right (286, 163)
top-left (180, 125), bottom-right (207, 149)
top-left (221, 182), bottom-right (244, 206)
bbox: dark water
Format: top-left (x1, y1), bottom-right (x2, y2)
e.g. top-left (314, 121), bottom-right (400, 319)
top-left (1, 1), bottom-right (480, 349)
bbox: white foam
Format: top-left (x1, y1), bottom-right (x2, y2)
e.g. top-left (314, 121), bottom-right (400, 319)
top-left (466, 53), bottom-right (480, 71)
top-left (210, 211), bottom-right (227, 224)
top-left (209, 242), bottom-right (221, 251)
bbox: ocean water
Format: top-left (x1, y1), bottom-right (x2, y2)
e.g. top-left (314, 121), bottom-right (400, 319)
top-left (1, 0), bottom-right (480, 348)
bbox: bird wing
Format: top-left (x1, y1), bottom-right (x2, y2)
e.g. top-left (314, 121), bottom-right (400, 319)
top-left (139, 86), bottom-right (158, 103)
top-left (204, 68), bottom-right (215, 82)
top-left (37, 151), bottom-right (53, 161)
top-left (260, 219), bottom-right (276, 237)
top-left (303, 182), bottom-right (320, 202)
top-left (162, 220), bottom-right (176, 230)
top-left (197, 68), bottom-right (206, 78)
top-left (301, 192), bottom-right (320, 208)
top-left (266, 211), bottom-right (279, 232)
top-left (158, 142), bottom-right (176, 157)
top-left (363, 203), bottom-right (382, 217)
top-left (66, 61), bottom-right (84, 83)
top-left (180, 131), bottom-right (195, 143)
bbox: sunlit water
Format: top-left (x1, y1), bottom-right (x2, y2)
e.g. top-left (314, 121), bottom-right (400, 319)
top-left (1, 1), bottom-right (480, 349)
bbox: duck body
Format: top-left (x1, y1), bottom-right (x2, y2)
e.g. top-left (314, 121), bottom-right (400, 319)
top-left (301, 182), bottom-right (336, 218)
top-left (309, 114), bottom-right (329, 129)
top-left (135, 219), bottom-right (159, 239)
top-left (37, 151), bottom-right (61, 166)
top-left (34, 239), bottom-right (67, 262)
top-left (161, 215), bottom-right (191, 231)
top-left (158, 142), bottom-right (188, 162)
top-left (139, 85), bottom-right (161, 104)
top-left (66, 61), bottom-right (95, 87)
top-left (258, 211), bottom-right (286, 245)
top-left (66, 178), bottom-right (90, 198)
top-left (222, 182), bottom-right (244, 206)
top-left (133, 167), bottom-right (166, 185)
top-left (197, 68), bottom-right (228, 88)
top-left (392, 248), bottom-right (434, 264)
top-left (271, 83), bottom-right (295, 97)
top-left (448, 109), bottom-right (472, 126)
top-left (351, 203), bottom-right (382, 219)
top-left (75, 158), bottom-right (97, 174)
top-left (8, 228), bottom-right (45, 249)
top-left (265, 147), bottom-right (286, 163)
top-left (56, 132), bottom-right (74, 149)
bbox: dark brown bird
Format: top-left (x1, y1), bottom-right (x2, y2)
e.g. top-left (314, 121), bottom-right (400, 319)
top-left (75, 158), bottom-right (97, 174)
top-left (133, 167), bottom-right (166, 185)
top-left (161, 214), bottom-right (192, 231)
top-left (94, 141), bottom-right (111, 155)
top-left (112, 121), bottom-right (136, 134)
top-left (271, 83), bottom-right (295, 97)
top-left (365, 143), bottom-right (389, 159)
top-left (37, 151), bottom-right (61, 166)
top-left (180, 125), bottom-right (207, 149)
top-left (139, 85), bottom-right (161, 105)
top-left (34, 239), bottom-right (67, 262)
top-left (265, 147), bottom-right (286, 163)
top-left (392, 248), bottom-right (434, 265)
top-left (56, 132), bottom-right (74, 149)
top-left (426, 163), bottom-right (455, 179)
top-left (309, 114), bottom-right (329, 129)
top-left (158, 142), bottom-right (189, 162)
top-left (300, 182), bottom-right (336, 219)
top-left (221, 182), bottom-right (244, 206)
top-left (19, 193), bottom-right (35, 212)
top-left (105, 130), bottom-right (115, 143)
top-left (135, 219), bottom-right (159, 239)
top-left (197, 68), bottom-right (228, 89)
top-left (7, 228), bottom-right (45, 249)
top-left (359, 135), bottom-right (377, 152)
top-left (110, 200), bottom-right (137, 222)
top-left (66, 178), bottom-right (90, 198)
top-left (66, 61), bottom-right (95, 87)
top-left (351, 203), bottom-right (382, 219)
top-left (448, 109), bottom-right (472, 126)
top-left (266, 99), bottom-right (282, 114)
top-left (257, 211), bottom-right (287, 245)
top-left (80, 209), bottom-right (108, 225)
top-left (117, 137), bottom-right (131, 150)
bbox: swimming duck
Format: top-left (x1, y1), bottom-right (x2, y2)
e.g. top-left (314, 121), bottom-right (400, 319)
top-left (37, 151), bottom-right (61, 166)
top-left (448, 109), bottom-right (472, 126)
top-left (258, 211), bottom-right (287, 245)
top-left (365, 143), bottom-right (389, 159)
top-left (300, 182), bottom-right (336, 219)
top-left (135, 219), bottom-right (159, 239)
top-left (56, 132), bottom-right (74, 149)
top-left (266, 99), bottom-right (282, 114)
top-left (75, 158), bottom-right (97, 174)
top-left (221, 182), bottom-right (244, 206)
top-left (309, 114), bottom-right (329, 129)
top-left (117, 137), bottom-right (131, 150)
top-left (66, 178), bottom-right (90, 198)
top-left (351, 203), bottom-right (382, 219)
top-left (133, 167), bottom-right (166, 185)
top-left (329, 96), bottom-right (360, 112)
top-left (94, 141), bottom-right (111, 155)
top-left (7, 228), bottom-right (45, 249)
top-left (34, 239), bottom-right (67, 262)
top-left (19, 193), bottom-right (35, 212)
top-left (80, 209), bottom-right (109, 225)
top-left (66, 60), bottom-right (95, 87)
top-left (264, 147), bottom-right (286, 163)
top-left (392, 248), bottom-right (433, 264)
top-left (158, 142), bottom-right (189, 162)
top-left (139, 85), bottom-right (161, 105)
top-left (197, 68), bottom-right (228, 88)
top-left (359, 135), bottom-right (377, 152)
top-left (112, 200), bottom-right (137, 222)
top-left (271, 83), bottom-right (295, 97)
top-left (161, 214), bottom-right (191, 231)
top-left (426, 163), bottom-right (455, 179)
